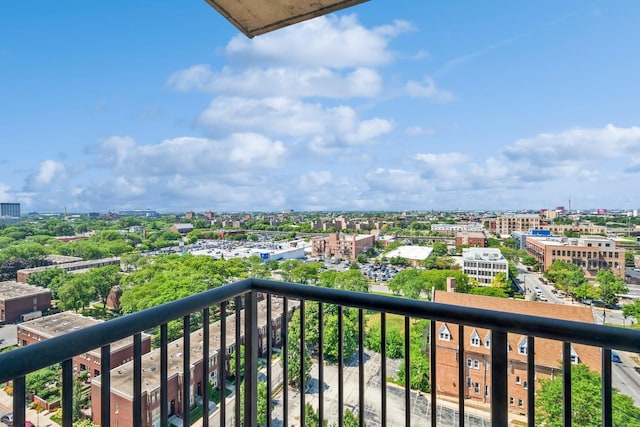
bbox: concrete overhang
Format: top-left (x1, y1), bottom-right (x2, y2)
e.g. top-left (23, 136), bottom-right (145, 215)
top-left (204, 0), bottom-right (370, 38)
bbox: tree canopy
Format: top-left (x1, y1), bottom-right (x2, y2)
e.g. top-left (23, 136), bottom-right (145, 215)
top-left (536, 364), bottom-right (640, 426)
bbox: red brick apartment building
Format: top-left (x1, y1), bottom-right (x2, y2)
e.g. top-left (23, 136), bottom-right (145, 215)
top-left (91, 297), bottom-right (297, 427)
top-left (433, 290), bottom-right (599, 416)
top-left (311, 232), bottom-right (375, 261)
top-left (525, 235), bottom-right (625, 280)
top-left (0, 281), bottom-right (51, 324)
top-left (18, 312), bottom-right (151, 378)
top-left (455, 231), bottom-right (487, 248)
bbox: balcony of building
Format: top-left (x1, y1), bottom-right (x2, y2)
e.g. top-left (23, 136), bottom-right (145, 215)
top-left (1, 278), bottom-right (639, 427)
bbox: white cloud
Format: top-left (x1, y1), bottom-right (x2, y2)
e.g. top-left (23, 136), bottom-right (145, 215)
top-left (225, 15), bottom-right (410, 68)
top-left (503, 124), bottom-right (640, 165)
top-left (24, 160), bottom-right (66, 191)
top-left (197, 97), bottom-right (393, 147)
top-left (168, 65), bottom-right (382, 99)
top-left (96, 134), bottom-right (287, 175)
top-left (406, 77), bottom-right (455, 103)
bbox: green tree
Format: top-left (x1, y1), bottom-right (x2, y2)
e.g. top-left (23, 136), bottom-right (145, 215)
top-left (86, 265), bottom-right (121, 309)
top-left (536, 364), bottom-right (640, 426)
top-left (595, 269), bottom-right (628, 307)
top-left (622, 300), bottom-right (640, 325)
top-left (491, 272), bottom-right (509, 291)
top-left (282, 310), bottom-right (312, 390)
top-left (432, 241), bottom-right (448, 256)
top-left (58, 275), bottom-right (94, 312)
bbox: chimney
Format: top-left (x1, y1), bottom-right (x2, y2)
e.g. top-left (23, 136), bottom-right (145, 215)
top-left (446, 277), bottom-right (457, 293)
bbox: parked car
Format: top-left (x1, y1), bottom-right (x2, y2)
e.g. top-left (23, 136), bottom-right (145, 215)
top-left (612, 351), bottom-right (622, 363)
top-left (0, 413), bottom-right (13, 425)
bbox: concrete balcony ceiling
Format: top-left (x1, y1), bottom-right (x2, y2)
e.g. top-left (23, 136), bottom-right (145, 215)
top-left (204, 0), bottom-right (370, 38)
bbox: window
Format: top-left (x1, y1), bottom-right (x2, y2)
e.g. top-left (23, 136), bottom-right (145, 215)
top-left (470, 330), bottom-right (481, 347)
top-left (515, 376), bottom-right (521, 384)
top-left (467, 358), bottom-right (472, 368)
top-left (518, 338), bottom-right (528, 355)
top-left (523, 381), bottom-right (528, 389)
top-left (466, 377), bottom-right (471, 388)
top-left (474, 383), bottom-right (480, 393)
top-left (484, 333), bottom-right (491, 349)
top-left (518, 398), bottom-right (524, 407)
top-left (439, 324), bottom-right (452, 341)
top-left (473, 359), bottom-right (480, 369)
top-left (485, 385), bottom-right (489, 396)
top-left (570, 346), bottom-right (580, 364)
top-left (509, 396), bottom-right (515, 405)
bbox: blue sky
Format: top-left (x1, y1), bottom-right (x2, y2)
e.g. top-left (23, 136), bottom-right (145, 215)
top-left (1, 1), bottom-right (639, 213)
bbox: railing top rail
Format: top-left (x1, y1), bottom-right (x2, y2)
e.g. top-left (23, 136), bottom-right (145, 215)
top-left (2, 277), bottom-right (639, 383)
top-left (252, 279), bottom-right (640, 353)
top-left (0, 279), bottom-right (252, 383)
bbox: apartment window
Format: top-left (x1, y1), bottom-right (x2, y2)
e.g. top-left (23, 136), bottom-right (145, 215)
top-left (484, 333), bottom-right (491, 349)
top-left (467, 358), bottom-right (472, 368)
top-left (509, 396), bottom-right (515, 405)
top-left (518, 338), bottom-right (528, 355)
top-left (518, 398), bottom-right (524, 408)
top-left (523, 381), bottom-right (528, 389)
top-left (515, 376), bottom-right (521, 385)
top-left (439, 324), bottom-right (452, 341)
top-left (470, 330), bottom-right (481, 347)
top-left (474, 383), bottom-right (480, 394)
top-left (473, 359), bottom-right (480, 370)
top-left (485, 385), bottom-right (489, 396)
top-left (466, 377), bottom-right (471, 388)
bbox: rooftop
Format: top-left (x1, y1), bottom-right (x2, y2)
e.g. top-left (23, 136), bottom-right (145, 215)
top-left (0, 281), bottom-right (51, 300)
top-left (18, 311), bottom-right (145, 355)
top-left (385, 245), bottom-right (433, 261)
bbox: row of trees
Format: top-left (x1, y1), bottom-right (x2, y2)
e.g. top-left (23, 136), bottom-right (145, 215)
top-left (544, 260), bottom-right (628, 306)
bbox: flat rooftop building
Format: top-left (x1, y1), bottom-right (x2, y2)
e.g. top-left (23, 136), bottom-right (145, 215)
top-left (0, 281), bottom-right (51, 324)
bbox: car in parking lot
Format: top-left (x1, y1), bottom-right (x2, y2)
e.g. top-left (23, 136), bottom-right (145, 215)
top-left (1, 413), bottom-right (13, 425)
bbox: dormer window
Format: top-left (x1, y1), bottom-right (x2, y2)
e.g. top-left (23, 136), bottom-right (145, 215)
top-left (470, 330), bottom-right (481, 347)
top-left (484, 333), bottom-right (491, 349)
top-left (518, 338), bottom-right (528, 355)
top-left (570, 346), bottom-right (580, 364)
top-left (439, 324), bottom-right (452, 341)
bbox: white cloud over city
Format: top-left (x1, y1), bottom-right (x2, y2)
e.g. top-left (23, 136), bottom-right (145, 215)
top-left (5, 9), bottom-right (640, 212)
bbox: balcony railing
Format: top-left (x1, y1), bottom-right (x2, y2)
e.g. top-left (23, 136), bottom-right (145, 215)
top-left (1, 278), bottom-right (639, 427)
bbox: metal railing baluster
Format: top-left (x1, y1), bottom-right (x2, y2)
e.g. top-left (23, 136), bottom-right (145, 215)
top-left (282, 297), bottom-right (288, 427)
top-left (318, 302), bottom-right (325, 425)
top-left (300, 299), bottom-right (306, 426)
top-left (101, 344), bottom-right (111, 427)
top-left (234, 297), bottom-right (241, 427)
top-left (405, 316), bottom-right (411, 427)
top-left (202, 307), bottom-right (210, 427)
top-left (220, 301), bottom-right (227, 427)
top-left (490, 330), bottom-right (508, 427)
top-left (358, 308), bottom-right (365, 427)
top-left (161, 323), bottom-right (168, 427)
top-left (562, 341), bottom-right (572, 427)
top-left (381, 311), bottom-right (387, 427)
top-left (602, 347), bottom-right (612, 427)
top-left (244, 291), bottom-right (258, 427)
top-left (458, 324), bottom-right (465, 427)
top-left (266, 294), bottom-right (273, 427)
top-left (182, 316), bottom-right (191, 426)
top-left (430, 320), bottom-right (437, 427)
top-left (527, 336), bottom-right (535, 427)
top-left (62, 358), bottom-right (73, 427)
top-left (338, 305), bottom-right (344, 427)
top-left (12, 376), bottom-right (25, 427)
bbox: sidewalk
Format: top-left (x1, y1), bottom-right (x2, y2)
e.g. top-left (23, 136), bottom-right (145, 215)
top-left (0, 385), bottom-right (59, 426)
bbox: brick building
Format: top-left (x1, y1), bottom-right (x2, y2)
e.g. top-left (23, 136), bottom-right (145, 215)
top-left (16, 257), bottom-right (121, 283)
top-left (540, 224), bottom-right (607, 236)
top-left (433, 290), bottom-right (599, 416)
top-left (91, 297), bottom-right (297, 427)
top-left (311, 232), bottom-right (375, 261)
top-left (18, 312), bottom-right (151, 378)
top-left (0, 281), bottom-right (51, 324)
top-left (455, 231), bottom-right (487, 248)
top-left (495, 214), bottom-right (542, 235)
top-left (525, 236), bottom-right (625, 280)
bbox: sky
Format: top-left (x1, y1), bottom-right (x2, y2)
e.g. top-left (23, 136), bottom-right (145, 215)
top-left (1, 1), bottom-right (639, 213)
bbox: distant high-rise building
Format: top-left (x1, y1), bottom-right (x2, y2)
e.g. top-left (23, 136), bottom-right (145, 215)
top-left (0, 202), bottom-right (20, 218)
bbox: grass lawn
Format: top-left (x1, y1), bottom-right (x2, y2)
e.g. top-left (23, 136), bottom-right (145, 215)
top-left (365, 312), bottom-right (407, 335)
